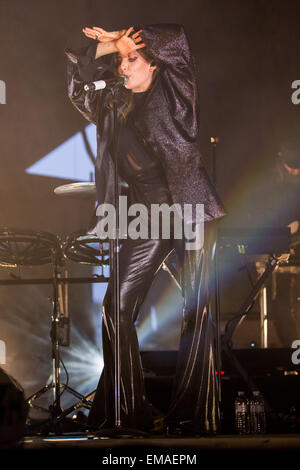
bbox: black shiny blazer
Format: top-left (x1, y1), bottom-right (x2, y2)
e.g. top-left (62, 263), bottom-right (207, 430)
top-left (66, 23), bottom-right (226, 223)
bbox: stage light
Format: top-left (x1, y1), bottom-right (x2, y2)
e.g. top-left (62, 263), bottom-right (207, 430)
top-left (59, 319), bottom-right (104, 399)
top-left (26, 124), bottom-right (96, 181)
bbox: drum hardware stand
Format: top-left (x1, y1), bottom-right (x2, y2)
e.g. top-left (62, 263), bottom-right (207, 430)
top-left (26, 253), bottom-right (91, 433)
top-left (0, 229), bottom-right (109, 432)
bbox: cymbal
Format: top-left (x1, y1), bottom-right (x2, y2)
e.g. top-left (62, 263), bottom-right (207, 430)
top-left (54, 182), bottom-right (96, 199)
top-left (54, 181), bottom-right (129, 199)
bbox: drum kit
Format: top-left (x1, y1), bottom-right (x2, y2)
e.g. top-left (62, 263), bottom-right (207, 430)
top-left (0, 182), bottom-right (110, 433)
top-left (0, 180), bottom-right (180, 435)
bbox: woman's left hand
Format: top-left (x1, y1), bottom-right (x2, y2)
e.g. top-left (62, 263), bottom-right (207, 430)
top-left (115, 27), bottom-right (145, 57)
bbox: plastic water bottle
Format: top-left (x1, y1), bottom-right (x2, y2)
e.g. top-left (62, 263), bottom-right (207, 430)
top-left (234, 391), bottom-right (250, 434)
top-left (250, 390), bottom-right (266, 434)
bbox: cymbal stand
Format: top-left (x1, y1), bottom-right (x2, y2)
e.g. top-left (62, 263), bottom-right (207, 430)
top-left (26, 251), bottom-right (89, 432)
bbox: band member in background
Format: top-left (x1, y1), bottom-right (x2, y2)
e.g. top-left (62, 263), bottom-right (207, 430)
top-left (271, 135), bottom-right (300, 347)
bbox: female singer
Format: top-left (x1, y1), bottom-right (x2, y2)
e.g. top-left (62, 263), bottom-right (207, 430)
top-left (66, 23), bottom-right (225, 435)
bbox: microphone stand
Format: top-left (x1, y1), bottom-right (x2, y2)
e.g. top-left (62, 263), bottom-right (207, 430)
top-left (95, 84), bottom-right (148, 438)
top-left (112, 86), bottom-right (121, 429)
top-left (210, 137), bottom-right (222, 404)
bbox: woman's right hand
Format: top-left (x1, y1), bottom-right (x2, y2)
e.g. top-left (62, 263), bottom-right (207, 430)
top-left (82, 26), bottom-right (145, 57)
top-left (82, 26), bottom-right (125, 42)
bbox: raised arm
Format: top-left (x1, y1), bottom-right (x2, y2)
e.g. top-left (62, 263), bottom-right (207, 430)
top-left (66, 26), bottom-right (145, 123)
top-left (134, 23), bottom-right (200, 143)
top-left (82, 26), bottom-right (145, 58)
top-left (66, 35), bottom-right (113, 124)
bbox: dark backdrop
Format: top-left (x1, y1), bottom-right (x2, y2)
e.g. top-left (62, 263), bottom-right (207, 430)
top-left (0, 0), bottom-right (299, 413)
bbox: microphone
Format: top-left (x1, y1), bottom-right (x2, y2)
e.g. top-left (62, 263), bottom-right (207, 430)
top-left (84, 75), bottom-right (128, 91)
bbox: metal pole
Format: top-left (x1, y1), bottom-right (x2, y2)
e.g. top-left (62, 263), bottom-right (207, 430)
top-left (259, 286), bottom-right (268, 348)
top-left (112, 88), bottom-right (121, 428)
top-left (51, 252), bottom-right (61, 414)
top-left (210, 137), bottom-right (222, 402)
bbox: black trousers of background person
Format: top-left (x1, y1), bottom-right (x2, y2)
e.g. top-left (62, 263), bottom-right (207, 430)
top-left (87, 221), bottom-right (220, 434)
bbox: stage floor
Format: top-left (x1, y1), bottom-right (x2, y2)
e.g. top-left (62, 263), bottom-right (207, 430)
top-left (22, 432), bottom-right (300, 450)
top-left (2, 432), bottom-right (300, 465)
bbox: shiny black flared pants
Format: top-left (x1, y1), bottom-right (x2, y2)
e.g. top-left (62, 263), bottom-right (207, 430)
top-left (88, 222), bottom-right (220, 433)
